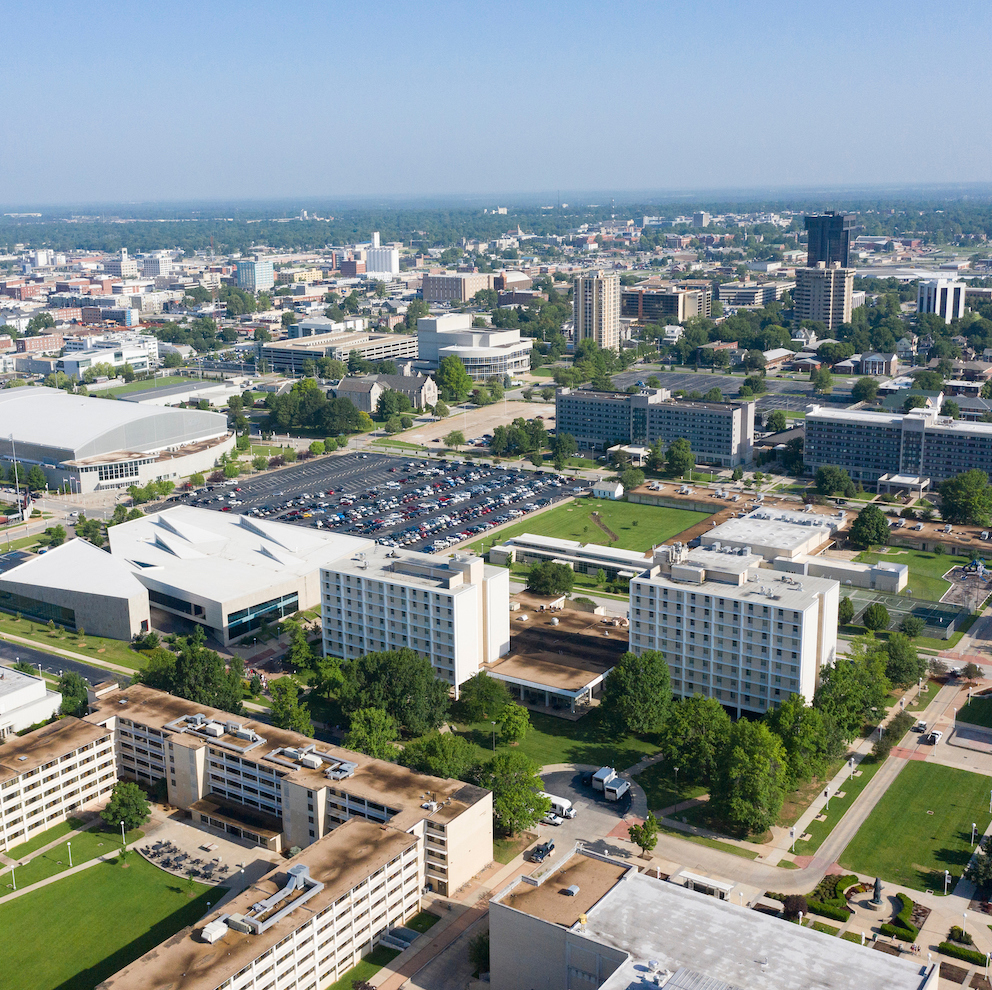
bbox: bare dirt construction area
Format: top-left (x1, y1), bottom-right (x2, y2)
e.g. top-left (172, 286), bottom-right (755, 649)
top-left (403, 399), bottom-right (557, 447)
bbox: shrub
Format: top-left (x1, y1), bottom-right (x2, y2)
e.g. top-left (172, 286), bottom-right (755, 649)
top-left (782, 894), bottom-right (807, 920)
top-left (878, 893), bottom-right (920, 941)
top-left (938, 942), bottom-right (987, 965)
top-left (805, 899), bottom-right (850, 921)
top-left (873, 711), bottom-right (915, 761)
top-left (948, 925), bottom-right (973, 945)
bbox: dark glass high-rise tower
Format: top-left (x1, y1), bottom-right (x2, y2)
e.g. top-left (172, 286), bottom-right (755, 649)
top-left (804, 212), bottom-right (855, 268)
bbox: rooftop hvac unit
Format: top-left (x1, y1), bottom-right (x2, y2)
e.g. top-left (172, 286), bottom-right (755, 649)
top-left (190, 713), bottom-right (207, 726)
top-left (201, 919), bottom-right (228, 944)
top-left (300, 753), bottom-right (322, 770)
top-left (204, 722), bottom-right (224, 737)
top-left (225, 721), bottom-right (242, 735)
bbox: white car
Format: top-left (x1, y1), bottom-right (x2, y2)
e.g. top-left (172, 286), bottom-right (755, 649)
top-left (541, 812), bottom-right (564, 827)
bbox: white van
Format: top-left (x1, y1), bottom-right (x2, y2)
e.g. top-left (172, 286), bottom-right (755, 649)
top-left (539, 792), bottom-right (577, 819)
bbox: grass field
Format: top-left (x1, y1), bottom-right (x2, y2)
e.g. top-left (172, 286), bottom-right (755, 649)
top-left (325, 946), bottom-right (400, 990)
top-left (103, 375), bottom-right (189, 398)
top-left (957, 697), bottom-right (992, 729)
top-left (467, 499), bottom-right (711, 556)
top-left (449, 702), bottom-right (660, 772)
top-left (792, 757), bottom-right (885, 856)
top-left (634, 763), bottom-right (707, 814)
top-left (6, 816), bottom-right (86, 860)
top-left (1, 823), bottom-right (144, 887)
top-left (371, 438), bottom-right (427, 451)
top-left (839, 762), bottom-right (992, 890)
top-left (0, 856), bottom-right (215, 990)
top-left (854, 548), bottom-right (969, 603)
top-left (0, 612), bottom-right (145, 670)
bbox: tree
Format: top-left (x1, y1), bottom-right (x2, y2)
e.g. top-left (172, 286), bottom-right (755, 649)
top-left (657, 695), bottom-right (731, 786)
top-left (965, 843), bottom-right (992, 895)
top-left (731, 466), bottom-right (743, 482)
top-left (497, 703), bottom-right (530, 743)
top-left (838, 596), bottom-right (855, 625)
top-left (101, 780), bottom-right (150, 833)
top-left (913, 370), bottom-right (944, 391)
top-left (434, 400), bottom-right (450, 419)
top-left (308, 440), bottom-right (325, 456)
top-left (939, 470), bottom-right (992, 526)
top-left (815, 465), bottom-right (855, 498)
top-left (460, 672), bottom-right (512, 721)
top-left (189, 472), bottom-right (205, 487)
top-left (526, 560), bottom-right (574, 596)
top-left (436, 356), bottom-right (473, 402)
top-left (58, 670), bottom-right (89, 717)
top-left (765, 410), bottom-right (787, 432)
top-left (169, 628), bottom-right (245, 714)
top-left (810, 367), bottom-right (833, 394)
top-left (783, 894), bottom-right (808, 921)
top-left (550, 432), bottom-right (577, 471)
top-left (814, 638), bottom-right (890, 741)
top-left (287, 625), bottom-right (316, 672)
top-left (444, 430), bottom-right (466, 449)
top-left (901, 615), bottom-right (925, 638)
top-left (600, 650), bottom-right (671, 736)
top-left (943, 400), bottom-right (961, 420)
top-left (252, 454), bottom-right (268, 471)
top-left (399, 732), bottom-right (479, 780)
top-left (269, 677), bottom-right (314, 735)
top-left (764, 695), bottom-right (831, 789)
top-left (339, 649), bottom-right (450, 736)
top-left (621, 468), bottom-right (645, 492)
top-left (884, 632), bottom-right (926, 686)
top-left (468, 931), bottom-right (490, 978)
top-left (26, 465), bottom-right (48, 491)
top-left (852, 377), bottom-right (880, 403)
top-left (666, 437), bottom-right (695, 477)
top-left (862, 602), bottom-right (890, 632)
top-left (344, 708), bottom-right (399, 760)
top-left (848, 504), bottom-right (890, 548)
top-left (41, 524), bottom-right (67, 548)
top-left (712, 720), bottom-right (788, 837)
top-left (476, 751), bottom-right (550, 835)
top-left (628, 813), bottom-right (660, 858)
top-left (743, 349), bottom-right (766, 372)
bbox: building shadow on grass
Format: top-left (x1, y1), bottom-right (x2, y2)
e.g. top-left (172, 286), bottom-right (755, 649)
top-left (52, 886), bottom-right (224, 990)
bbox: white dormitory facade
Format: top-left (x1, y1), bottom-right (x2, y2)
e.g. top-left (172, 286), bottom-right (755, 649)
top-left (573, 270), bottom-right (621, 351)
top-left (1, 681), bottom-right (494, 990)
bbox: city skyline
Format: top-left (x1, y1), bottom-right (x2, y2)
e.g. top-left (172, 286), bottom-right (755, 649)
top-left (3, 0), bottom-right (991, 205)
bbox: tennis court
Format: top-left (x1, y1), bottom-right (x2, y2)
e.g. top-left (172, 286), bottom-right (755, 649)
top-left (843, 587), bottom-right (967, 639)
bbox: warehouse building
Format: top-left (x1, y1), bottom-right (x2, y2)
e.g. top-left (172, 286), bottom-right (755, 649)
top-left (491, 849), bottom-right (937, 990)
top-left (0, 388), bottom-right (234, 493)
top-left (555, 387), bottom-right (754, 466)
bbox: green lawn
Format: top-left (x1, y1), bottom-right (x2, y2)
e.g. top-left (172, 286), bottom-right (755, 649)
top-left (1, 823), bottom-right (144, 887)
top-left (0, 531), bottom-right (43, 551)
top-left (958, 697), bottom-right (992, 729)
top-left (634, 763), bottom-right (707, 814)
top-left (371, 438), bottom-right (427, 451)
top-left (247, 443), bottom-right (296, 457)
top-left (906, 679), bottom-right (940, 713)
top-left (0, 856), bottom-right (216, 990)
top-left (450, 703), bottom-right (660, 772)
top-left (0, 612), bottom-right (145, 671)
top-left (839, 762), bottom-right (992, 890)
top-left (103, 375), bottom-right (190, 398)
top-left (405, 910), bottom-right (440, 934)
top-left (854, 548), bottom-right (969, 603)
top-left (5, 816), bottom-right (86, 860)
top-left (325, 946), bottom-right (400, 990)
top-left (468, 499), bottom-right (711, 556)
top-left (793, 757), bottom-right (885, 855)
top-left (494, 832), bottom-right (536, 864)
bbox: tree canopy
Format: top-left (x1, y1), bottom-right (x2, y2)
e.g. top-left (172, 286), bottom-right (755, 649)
top-left (848, 504), bottom-right (890, 548)
top-left (666, 438), bottom-right (695, 477)
top-left (939, 470), bottom-right (992, 526)
top-left (101, 780), bottom-right (150, 833)
top-left (712, 719), bottom-right (788, 837)
top-left (476, 751), bottom-right (550, 836)
top-left (600, 650), bottom-right (671, 736)
top-left (814, 465), bottom-right (855, 498)
top-left (526, 560), bottom-right (575, 596)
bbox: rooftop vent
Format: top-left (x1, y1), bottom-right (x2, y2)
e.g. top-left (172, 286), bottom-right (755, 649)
top-left (563, 885), bottom-right (580, 897)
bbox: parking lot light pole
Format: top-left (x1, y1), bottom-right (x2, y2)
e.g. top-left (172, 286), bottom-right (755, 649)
top-left (67, 841), bottom-right (72, 868)
top-left (790, 827), bottom-right (795, 853)
top-left (973, 823), bottom-right (978, 846)
top-left (944, 870), bottom-right (951, 895)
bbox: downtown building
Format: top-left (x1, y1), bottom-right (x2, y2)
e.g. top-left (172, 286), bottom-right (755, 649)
top-left (620, 284), bottom-right (711, 323)
top-left (237, 258), bottom-right (276, 293)
top-left (574, 271), bottom-right (621, 350)
top-left (804, 404), bottom-right (992, 486)
top-left (793, 262), bottom-right (854, 332)
top-left (555, 387), bottom-right (754, 466)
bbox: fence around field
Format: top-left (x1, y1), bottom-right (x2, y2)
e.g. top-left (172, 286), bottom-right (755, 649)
top-left (844, 587), bottom-right (968, 640)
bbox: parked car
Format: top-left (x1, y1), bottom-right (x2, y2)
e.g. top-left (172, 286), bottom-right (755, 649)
top-left (541, 812), bottom-right (564, 827)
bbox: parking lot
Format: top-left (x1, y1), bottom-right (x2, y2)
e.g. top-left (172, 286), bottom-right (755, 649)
top-left (179, 451), bottom-right (576, 553)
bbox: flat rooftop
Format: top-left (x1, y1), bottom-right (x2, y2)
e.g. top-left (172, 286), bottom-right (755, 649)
top-left (324, 543), bottom-right (493, 594)
top-left (99, 819), bottom-right (418, 990)
top-left (588, 868), bottom-right (932, 990)
top-left (0, 663), bottom-right (43, 703)
top-left (0, 717), bottom-right (111, 784)
top-left (496, 853), bottom-right (629, 928)
top-left (87, 685), bottom-right (488, 829)
top-left (505, 607), bottom-right (627, 680)
top-left (704, 508), bottom-right (843, 554)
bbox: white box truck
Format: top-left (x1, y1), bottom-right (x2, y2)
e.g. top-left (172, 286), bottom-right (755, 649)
top-left (591, 767), bottom-right (630, 801)
top-left (539, 792), bottom-right (577, 819)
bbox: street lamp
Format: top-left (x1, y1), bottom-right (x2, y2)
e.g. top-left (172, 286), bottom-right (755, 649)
top-left (849, 757), bottom-right (855, 780)
top-left (824, 787), bottom-right (830, 811)
top-left (120, 819), bottom-right (126, 848)
top-left (490, 721), bottom-right (496, 751)
top-left (944, 870), bottom-right (951, 895)
top-left (790, 826), bottom-right (796, 853)
top-left (673, 767), bottom-right (680, 815)
top-left (973, 823), bottom-right (978, 846)
top-left (67, 841), bottom-right (72, 868)
top-left (963, 911), bottom-right (968, 937)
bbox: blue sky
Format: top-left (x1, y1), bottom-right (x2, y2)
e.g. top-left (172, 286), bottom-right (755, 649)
top-left (3, 0), bottom-right (991, 205)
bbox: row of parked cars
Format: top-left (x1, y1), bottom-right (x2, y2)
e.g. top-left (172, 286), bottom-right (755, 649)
top-left (239, 462), bottom-right (574, 552)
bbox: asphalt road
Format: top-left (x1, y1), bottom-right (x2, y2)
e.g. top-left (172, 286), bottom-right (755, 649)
top-left (0, 639), bottom-right (129, 688)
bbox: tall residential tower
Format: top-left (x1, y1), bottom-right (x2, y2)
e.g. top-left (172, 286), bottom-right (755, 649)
top-left (573, 271), bottom-right (621, 351)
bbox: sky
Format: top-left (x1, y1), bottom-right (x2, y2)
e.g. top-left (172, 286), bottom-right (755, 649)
top-left (4, 0), bottom-right (992, 207)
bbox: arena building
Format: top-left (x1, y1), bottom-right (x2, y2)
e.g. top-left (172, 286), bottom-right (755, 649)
top-left (0, 388), bottom-right (235, 493)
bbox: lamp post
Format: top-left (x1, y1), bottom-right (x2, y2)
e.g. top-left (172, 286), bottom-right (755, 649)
top-left (673, 767), bottom-right (680, 815)
top-left (490, 721), bottom-right (496, 751)
top-left (963, 911), bottom-right (968, 938)
top-left (67, 841), bottom-right (72, 868)
top-left (849, 757), bottom-right (855, 780)
top-left (10, 865), bottom-right (15, 891)
top-left (944, 870), bottom-right (951, 895)
top-left (790, 827), bottom-right (796, 853)
top-left (824, 787), bottom-right (830, 811)
top-left (120, 819), bottom-right (126, 849)
top-left (798, 911), bottom-right (803, 928)
top-left (973, 823), bottom-right (978, 846)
